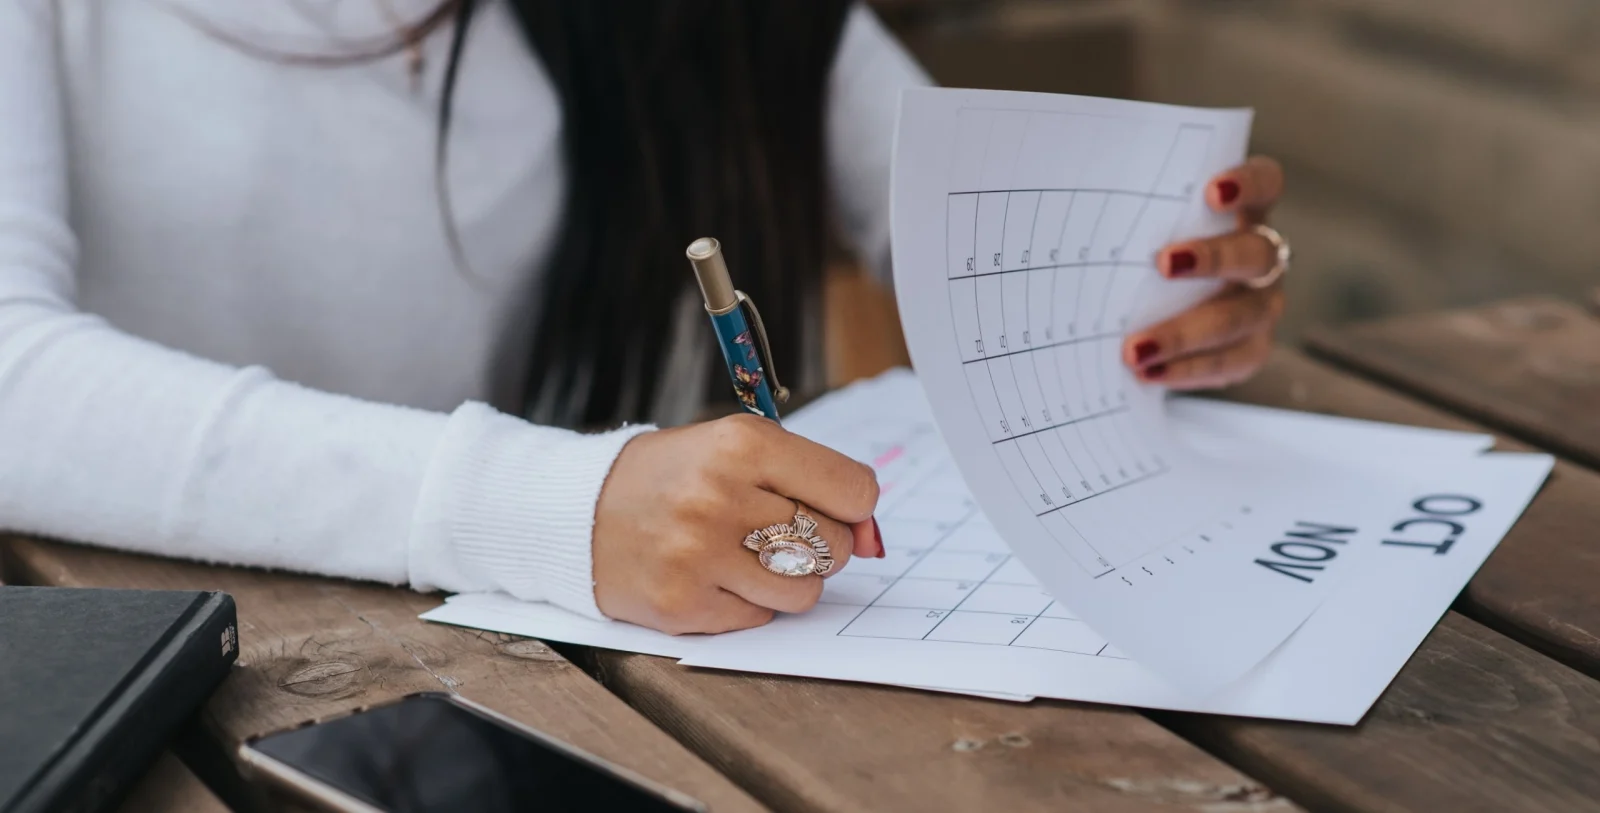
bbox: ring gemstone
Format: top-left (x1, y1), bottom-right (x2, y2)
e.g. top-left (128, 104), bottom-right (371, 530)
top-left (758, 539), bottom-right (819, 577)
top-left (744, 508), bottom-right (833, 577)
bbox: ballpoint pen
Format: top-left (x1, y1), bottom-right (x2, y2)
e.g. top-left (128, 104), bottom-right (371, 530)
top-left (686, 237), bottom-right (789, 422)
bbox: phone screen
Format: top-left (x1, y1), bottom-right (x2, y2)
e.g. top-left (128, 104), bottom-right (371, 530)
top-left (249, 693), bottom-right (702, 812)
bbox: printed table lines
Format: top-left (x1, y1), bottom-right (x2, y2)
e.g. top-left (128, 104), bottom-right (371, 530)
top-left (990, 404), bottom-right (1127, 444)
top-left (832, 629), bottom-right (1118, 654)
top-left (934, 574), bottom-right (1056, 645)
top-left (1039, 465), bottom-right (1170, 518)
top-left (924, 609), bottom-right (1040, 645)
top-left (948, 260), bottom-right (1146, 282)
top-left (959, 331), bottom-right (1121, 364)
top-left (890, 579), bottom-right (1040, 591)
top-left (945, 142), bottom-right (1185, 518)
top-left (827, 458), bottom-right (1127, 655)
top-left (853, 109), bottom-right (1221, 649)
top-left (950, 187), bottom-right (1191, 202)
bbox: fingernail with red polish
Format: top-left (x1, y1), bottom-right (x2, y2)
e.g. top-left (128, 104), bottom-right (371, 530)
top-left (1168, 250), bottom-right (1197, 277)
top-left (1133, 339), bottom-right (1160, 364)
top-left (1144, 363), bottom-right (1168, 381)
top-left (872, 517), bottom-right (885, 558)
top-left (1217, 179), bottom-right (1241, 204)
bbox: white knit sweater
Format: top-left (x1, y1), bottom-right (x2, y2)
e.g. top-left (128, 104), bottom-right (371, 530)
top-left (0, 0), bottom-right (927, 617)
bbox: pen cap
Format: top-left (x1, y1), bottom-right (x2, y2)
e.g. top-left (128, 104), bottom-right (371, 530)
top-left (686, 237), bottom-right (738, 313)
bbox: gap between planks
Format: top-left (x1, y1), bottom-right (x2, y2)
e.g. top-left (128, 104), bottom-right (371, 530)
top-left (564, 645), bottom-right (1299, 813)
top-left (1306, 296), bottom-right (1600, 473)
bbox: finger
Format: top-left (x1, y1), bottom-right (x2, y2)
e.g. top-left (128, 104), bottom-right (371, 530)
top-left (1138, 330), bottom-right (1275, 391)
top-left (1206, 156), bottom-right (1284, 216)
top-left (667, 589), bottom-right (775, 635)
top-left (731, 417), bottom-right (879, 524)
top-left (849, 517), bottom-right (884, 560)
top-left (717, 547), bottom-right (825, 615)
top-left (1122, 284), bottom-right (1283, 368)
top-left (719, 491), bottom-right (854, 613)
top-left (807, 508), bottom-right (855, 575)
top-left (1157, 230), bottom-right (1278, 282)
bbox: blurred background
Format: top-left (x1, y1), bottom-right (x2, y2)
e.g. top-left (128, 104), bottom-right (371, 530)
top-left (850, 0), bottom-right (1600, 358)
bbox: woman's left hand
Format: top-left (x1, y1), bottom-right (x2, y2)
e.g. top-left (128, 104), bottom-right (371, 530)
top-left (1121, 156), bottom-right (1287, 390)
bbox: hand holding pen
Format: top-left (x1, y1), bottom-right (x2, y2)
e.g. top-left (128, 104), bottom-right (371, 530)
top-left (582, 238), bottom-right (884, 636)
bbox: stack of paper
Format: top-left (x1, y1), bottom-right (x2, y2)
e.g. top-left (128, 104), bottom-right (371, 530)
top-left (422, 89), bottom-right (1552, 724)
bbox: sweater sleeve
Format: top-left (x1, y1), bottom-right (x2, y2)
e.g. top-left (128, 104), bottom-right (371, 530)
top-left (827, 4), bottom-right (935, 287)
top-left (0, 1), bottom-right (646, 619)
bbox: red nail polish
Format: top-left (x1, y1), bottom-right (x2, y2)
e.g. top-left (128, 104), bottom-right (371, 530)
top-left (1217, 179), bottom-right (1241, 204)
top-left (1133, 340), bottom-right (1160, 364)
top-left (1168, 250), bottom-right (1197, 277)
top-left (1144, 363), bottom-right (1168, 381)
top-left (872, 517), bottom-right (885, 558)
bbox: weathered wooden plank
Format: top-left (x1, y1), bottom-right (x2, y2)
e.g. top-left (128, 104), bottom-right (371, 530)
top-left (1307, 297), bottom-right (1600, 472)
top-left (1228, 347), bottom-right (1600, 679)
top-left (116, 752), bottom-right (229, 813)
top-left (1164, 614), bottom-right (1600, 813)
top-left (584, 650), bottom-right (1299, 813)
top-left (1143, 11), bottom-right (1600, 290)
top-left (0, 538), bottom-right (764, 813)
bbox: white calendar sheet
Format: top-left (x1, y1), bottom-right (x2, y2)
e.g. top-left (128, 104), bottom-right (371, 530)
top-left (889, 88), bottom-right (1386, 690)
top-left (422, 369), bottom-right (1551, 723)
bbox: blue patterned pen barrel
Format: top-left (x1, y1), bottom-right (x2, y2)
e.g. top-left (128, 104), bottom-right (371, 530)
top-left (686, 237), bottom-right (784, 422)
top-left (708, 304), bottom-right (780, 419)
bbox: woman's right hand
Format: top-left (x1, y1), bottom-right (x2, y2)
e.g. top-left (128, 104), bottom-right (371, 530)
top-left (592, 414), bottom-right (882, 634)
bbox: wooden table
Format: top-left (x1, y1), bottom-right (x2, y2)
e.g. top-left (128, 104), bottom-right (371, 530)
top-left (114, 753), bottom-right (229, 813)
top-left (7, 294), bottom-right (1600, 812)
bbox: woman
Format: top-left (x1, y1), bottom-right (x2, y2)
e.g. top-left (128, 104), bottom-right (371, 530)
top-left (0, 1), bottom-right (1286, 635)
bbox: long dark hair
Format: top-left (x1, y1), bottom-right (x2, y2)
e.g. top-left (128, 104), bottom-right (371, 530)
top-left (179, 0), bottom-right (854, 425)
top-left (448, 1), bottom-right (854, 425)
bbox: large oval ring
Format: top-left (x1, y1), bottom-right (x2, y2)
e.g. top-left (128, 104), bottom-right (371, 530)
top-left (1245, 223), bottom-right (1291, 290)
top-left (742, 502), bottom-right (834, 577)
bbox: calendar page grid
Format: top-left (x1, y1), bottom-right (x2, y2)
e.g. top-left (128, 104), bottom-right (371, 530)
top-left (939, 109), bottom-right (1219, 581)
top-left (812, 423), bottom-right (1125, 659)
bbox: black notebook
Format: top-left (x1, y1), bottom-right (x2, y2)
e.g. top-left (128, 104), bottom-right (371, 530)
top-left (0, 586), bottom-right (238, 813)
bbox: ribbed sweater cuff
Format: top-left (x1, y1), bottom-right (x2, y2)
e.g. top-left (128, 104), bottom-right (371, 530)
top-left (408, 402), bottom-right (654, 620)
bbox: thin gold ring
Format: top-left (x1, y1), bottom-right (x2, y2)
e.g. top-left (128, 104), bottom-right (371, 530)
top-left (1246, 223), bottom-right (1291, 290)
top-left (742, 501), bottom-right (834, 577)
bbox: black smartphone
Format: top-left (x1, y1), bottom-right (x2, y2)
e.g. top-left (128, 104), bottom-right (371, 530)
top-left (238, 692), bottom-right (707, 813)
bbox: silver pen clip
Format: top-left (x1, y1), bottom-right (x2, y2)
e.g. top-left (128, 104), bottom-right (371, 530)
top-left (734, 290), bottom-right (790, 403)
